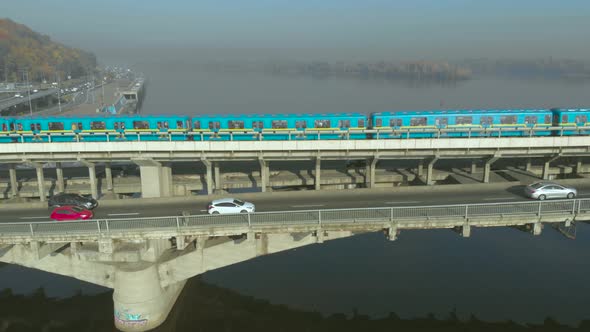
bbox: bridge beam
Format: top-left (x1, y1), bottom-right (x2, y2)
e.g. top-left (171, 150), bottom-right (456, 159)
top-left (483, 154), bottom-right (501, 183)
top-left (315, 157), bottom-right (321, 190)
top-left (9, 164), bottom-right (18, 198)
top-left (201, 159), bottom-right (213, 195)
top-left (543, 155), bottom-right (561, 180)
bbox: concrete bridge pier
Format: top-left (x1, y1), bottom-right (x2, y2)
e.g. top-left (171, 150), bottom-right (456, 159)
top-left (78, 159), bottom-right (98, 199)
top-left (104, 163), bottom-right (114, 192)
top-left (31, 162), bottom-right (46, 202)
top-left (365, 157), bottom-right (378, 188)
top-left (426, 156), bottom-right (439, 185)
top-left (202, 159), bottom-right (213, 195)
top-left (259, 158), bottom-right (269, 192)
top-left (55, 162), bottom-right (65, 193)
top-left (483, 154), bottom-right (501, 183)
top-left (113, 263), bottom-right (186, 332)
top-left (133, 159), bottom-right (172, 198)
top-left (315, 157), bottom-right (321, 190)
top-left (8, 164), bottom-right (18, 198)
top-left (214, 162), bottom-right (222, 193)
top-left (543, 155), bottom-right (561, 180)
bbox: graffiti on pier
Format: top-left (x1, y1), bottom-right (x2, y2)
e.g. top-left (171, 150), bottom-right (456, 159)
top-left (114, 309), bottom-right (148, 327)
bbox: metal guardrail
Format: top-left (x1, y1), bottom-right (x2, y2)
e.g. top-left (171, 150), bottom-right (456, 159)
top-left (0, 199), bottom-right (588, 240)
top-left (1, 126), bottom-right (590, 143)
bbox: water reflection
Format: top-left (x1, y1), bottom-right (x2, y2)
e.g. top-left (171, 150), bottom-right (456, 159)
top-left (1, 276), bottom-right (589, 332)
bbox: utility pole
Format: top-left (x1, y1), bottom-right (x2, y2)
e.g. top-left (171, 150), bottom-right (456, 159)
top-left (56, 70), bottom-right (62, 113)
top-left (23, 70), bottom-right (33, 116)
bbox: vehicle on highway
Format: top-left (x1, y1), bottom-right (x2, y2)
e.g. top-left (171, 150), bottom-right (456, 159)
top-left (524, 181), bottom-right (577, 200)
top-left (48, 193), bottom-right (98, 209)
top-left (14, 94), bottom-right (23, 98)
top-left (50, 205), bottom-right (93, 221)
top-left (207, 198), bottom-right (255, 214)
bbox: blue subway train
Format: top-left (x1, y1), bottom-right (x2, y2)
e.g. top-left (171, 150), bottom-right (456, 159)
top-left (0, 108), bottom-right (588, 143)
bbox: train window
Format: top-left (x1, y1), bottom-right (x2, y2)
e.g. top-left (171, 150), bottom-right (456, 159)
top-left (575, 115), bottom-right (588, 123)
top-left (410, 117), bottom-right (427, 126)
top-left (133, 121), bottom-right (150, 129)
top-left (10, 123), bottom-right (15, 131)
top-left (252, 121), bottom-right (264, 129)
top-left (435, 117), bottom-right (448, 126)
top-left (1, 124), bottom-right (6, 131)
top-left (375, 118), bottom-right (383, 127)
top-left (49, 122), bottom-right (64, 130)
top-left (30, 124), bottom-right (36, 131)
top-left (500, 116), bottom-right (517, 125)
top-left (157, 121), bottom-right (169, 129)
top-left (296, 121), bottom-right (307, 129)
top-left (17, 124), bottom-right (23, 131)
top-left (228, 120), bottom-right (245, 129)
top-left (357, 119), bottom-right (365, 127)
top-left (480, 116), bottom-right (493, 125)
top-left (272, 120), bottom-right (288, 129)
top-left (91, 121), bottom-right (106, 130)
top-left (176, 121), bottom-right (184, 128)
top-left (78, 122), bottom-right (83, 130)
top-left (193, 121), bottom-right (201, 129)
top-left (563, 115), bottom-right (568, 122)
top-left (456, 116), bottom-right (473, 125)
top-left (524, 116), bottom-right (538, 124)
top-left (208, 121), bottom-right (221, 130)
top-left (114, 122), bottom-right (126, 130)
top-left (544, 115), bottom-right (551, 124)
top-left (338, 120), bottom-right (351, 128)
top-left (71, 123), bottom-right (78, 131)
top-left (315, 120), bottom-right (330, 128)
top-left (389, 119), bottom-right (402, 127)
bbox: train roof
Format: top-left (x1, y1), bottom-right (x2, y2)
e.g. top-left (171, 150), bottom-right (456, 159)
top-left (191, 113), bottom-right (366, 118)
top-left (550, 108), bottom-right (590, 113)
top-left (374, 109), bottom-right (553, 116)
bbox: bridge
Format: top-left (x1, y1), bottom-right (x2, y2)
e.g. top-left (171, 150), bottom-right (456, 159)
top-left (0, 88), bottom-right (59, 112)
top-left (1, 132), bottom-right (590, 200)
top-left (0, 197), bottom-right (585, 331)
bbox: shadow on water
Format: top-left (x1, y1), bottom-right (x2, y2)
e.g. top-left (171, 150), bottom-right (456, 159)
top-left (1, 277), bottom-right (589, 332)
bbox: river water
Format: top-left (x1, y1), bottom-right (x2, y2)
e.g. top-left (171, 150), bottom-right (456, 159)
top-left (2, 48), bottom-right (590, 329)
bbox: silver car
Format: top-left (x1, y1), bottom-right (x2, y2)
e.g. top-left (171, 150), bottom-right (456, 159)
top-left (524, 182), bottom-right (577, 200)
top-left (207, 198), bottom-right (255, 214)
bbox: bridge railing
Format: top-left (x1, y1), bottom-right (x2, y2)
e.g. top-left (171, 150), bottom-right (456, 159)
top-left (0, 199), bottom-right (586, 240)
top-left (2, 125), bottom-right (590, 143)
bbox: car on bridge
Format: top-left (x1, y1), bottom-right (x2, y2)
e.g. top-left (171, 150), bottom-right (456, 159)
top-left (524, 182), bottom-right (577, 200)
top-left (207, 198), bottom-right (255, 214)
top-left (50, 205), bottom-right (93, 221)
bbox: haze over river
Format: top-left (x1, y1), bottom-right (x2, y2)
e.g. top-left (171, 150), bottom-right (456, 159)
top-left (2, 48), bottom-right (590, 328)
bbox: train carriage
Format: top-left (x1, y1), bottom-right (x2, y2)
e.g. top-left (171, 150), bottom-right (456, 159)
top-left (0, 117), bottom-right (15, 143)
top-left (371, 109), bottom-right (553, 138)
top-left (190, 113), bottom-right (368, 141)
top-left (551, 108), bottom-right (590, 135)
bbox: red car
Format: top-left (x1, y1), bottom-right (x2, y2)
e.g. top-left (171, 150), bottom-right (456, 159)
top-left (50, 205), bottom-right (94, 221)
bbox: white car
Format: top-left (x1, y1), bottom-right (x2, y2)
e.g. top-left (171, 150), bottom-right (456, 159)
top-left (207, 198), bottom-right (255, 214)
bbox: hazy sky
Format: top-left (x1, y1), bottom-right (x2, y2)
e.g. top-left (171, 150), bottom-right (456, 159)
top-left (3, 0), bottom-right (590, 60)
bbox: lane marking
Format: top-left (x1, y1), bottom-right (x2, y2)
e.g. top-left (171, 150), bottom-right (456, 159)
top-left (384, 201), bottom-right (421, 204)
top-left (578, 193), bottom-right (590, 197)
top-left (291, 204), bottom-right (325, 208)
top-left (19, 216), bottom-right (48, 220)
top-left (483, 197), bottom-right (514, 201)
top-left (107, 213), bottom-right (140, 216)
top-left (200, 209), bottom-right (207, 212)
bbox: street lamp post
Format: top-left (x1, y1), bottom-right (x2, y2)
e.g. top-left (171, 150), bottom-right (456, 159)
top-left (56, 71), bottom-right (62, 113)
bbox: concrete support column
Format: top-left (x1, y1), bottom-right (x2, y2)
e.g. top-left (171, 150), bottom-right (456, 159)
top-left (417, 160), bottom-right (424, 177)
top-left (35, 165), bottom-right (46, 202)
top-left (113, 264), bottom-right (186, 332)
top-left (105, 163), bottom-right (114, 191)
top-left (88, 165), bottom-right (98, 199)
top-left (462, 224), bottom-right (471, 238)
top-left (160, 163), bottom-right (173, 197)
top-left (426, 157), bottom-right (439, 186)
top-left (258, 158), bottom-right (269, 192)
top-left (202, 159), bottom-right (213, 195)
top-left (575, 159), bottom-right (583, 175)
top-left (213, 162), bottom-right (221, 192)
top-left (543, 155), bottom-right (560, 180)
top-left (9, 164), bottom-right (18, 198)
top-left (315, 157), bottom-right (321, 191)
top-left (55, 162), bottom-right (64, 193)
top-left (387, 225), bottom-right (398, 241)
top-left (365, 157), bottom-right (378, 188)
top-left (532, 222), bottom-right (543, 236)
top-left (470, 160), bottom-right (477, 174)
top-left (525, 158), bottom-right (532, 172)
top-left (483, 155), bottom-right (500, 183)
